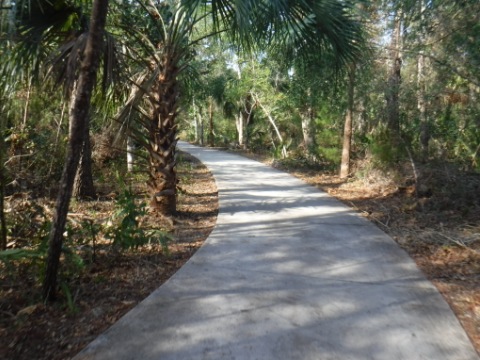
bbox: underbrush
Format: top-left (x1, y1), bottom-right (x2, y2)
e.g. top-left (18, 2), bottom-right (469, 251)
top-left (0, 156), bottom-right (185, 313)
top-left (0, 150), bottom-right (218, 360)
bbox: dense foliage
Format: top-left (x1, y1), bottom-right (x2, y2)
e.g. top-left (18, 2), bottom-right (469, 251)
top-left (0, 0), bottom-right (478, 301)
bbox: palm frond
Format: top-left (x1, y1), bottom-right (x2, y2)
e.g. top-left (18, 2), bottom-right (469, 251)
top-left (184, 0), bottom-right (366, 67)
top-left (1, 0), bottom-right (84, 85)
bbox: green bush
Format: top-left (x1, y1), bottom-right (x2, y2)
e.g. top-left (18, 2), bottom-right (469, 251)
top-left (105, 185), bottom-right (171, 251)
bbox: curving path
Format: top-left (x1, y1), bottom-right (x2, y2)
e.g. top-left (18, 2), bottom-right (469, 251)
top-left (75, 142), bottom-right (479, 360)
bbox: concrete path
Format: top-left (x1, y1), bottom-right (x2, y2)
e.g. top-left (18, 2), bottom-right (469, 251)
top-left (75, 142), bottom-right (478, 360)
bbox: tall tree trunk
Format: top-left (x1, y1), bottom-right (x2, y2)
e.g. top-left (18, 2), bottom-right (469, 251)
top-left (234, 58), bottom-right (244, 148)
top-left (301, 115), bottom-right (315, 154)
top-left (301, 88), bottom-right (316, 158)
top-left (42, 0), bottom-right (108, 302)
top-left (417, 0), bottom-right (429, 161)
top-left (417, 51), bottom-right (429, 160)
top-left (208, 97), bottom-right (214, 147)
top-left (235, 111), bottom-right (244, 147)
top-left (386, 9), bottom-right (403, 145)
top-left (73, 127), bottom-right (96, 199)
top-left (146, 57), bottom-right (179, 215)
top-left (239, 94), bottom-right (254, 150)
top-left (340, 64), bottom-right (356, 179)
top-left (198, 107), bottom-right (204, 146)
top-left (192, 97), bottom-right (200, 144)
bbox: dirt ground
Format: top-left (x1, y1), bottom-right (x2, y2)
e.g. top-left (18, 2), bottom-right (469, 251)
top-left (0, 152), bottom-right (218, 360)
top-left (1, 149), bottom-right (479, 358)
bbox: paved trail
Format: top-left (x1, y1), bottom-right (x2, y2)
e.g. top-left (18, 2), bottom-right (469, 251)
top-left (75, 142), bottom-right (479, 360)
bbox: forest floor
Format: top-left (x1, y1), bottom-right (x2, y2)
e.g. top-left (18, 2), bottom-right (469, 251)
top-left (0, 152), bottom-right (218, 360)
top-left (1, 148), bottom-right (479, 359)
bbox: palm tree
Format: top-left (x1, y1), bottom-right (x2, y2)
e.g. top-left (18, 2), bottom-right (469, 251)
top-left (114, 3), bottom-right (200, 214)
top-left (119, 0), bottom-right (364, 215)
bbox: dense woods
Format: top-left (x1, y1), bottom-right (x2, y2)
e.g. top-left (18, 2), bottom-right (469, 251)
top-left (0, 0), bottom-right (479, 357)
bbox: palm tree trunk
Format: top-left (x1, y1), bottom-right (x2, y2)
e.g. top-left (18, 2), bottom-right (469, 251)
top-left (146, 59), bottom-right (179, 215)
top-left (43, 0), bottom-right (108, 302)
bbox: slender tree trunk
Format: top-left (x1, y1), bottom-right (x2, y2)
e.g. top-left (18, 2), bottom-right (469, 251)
top-left (192, 97), bottom-right (200, 144)
top-left (417, 0), bottom-right (429, 161)
top-left (386, 9), bottom-right (403, 145)
top-left (193, 104), bottom-right (204, 146)
top-left (417, 52), bottom-right (429, 160)
top-left (73, 126), bottom-right (96, 199)
top-left (235, 112), bottom-right (244, 147)
top-left (241, 94), bottom-right (255, 150)
top-left (54, 102), bottom-right (67, 148)
top-left (21, 79), bottom-right (31, 130)
top-left (301, 88), bottom-right (316, 158)
top-left (208, 97), bottom-right (214, 147)
top-left (340, 64), bottom-right (356, 179)
top-left (127, 135), bottom-right (135, 172)
top-left (43, 0), bottom-right (108, 302)
top-left (234, 60), bottom-right (245, 148)
top-left (301, 115), bottom-right (315, 153)
top-left (198, 107), bottom-right (204, 146)
top-left (243, 113), bottom-right (249, 150)
top-left (255, 96), bottom-right (287, 158)
top-left (194, 117), bottom-right (199, 144)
